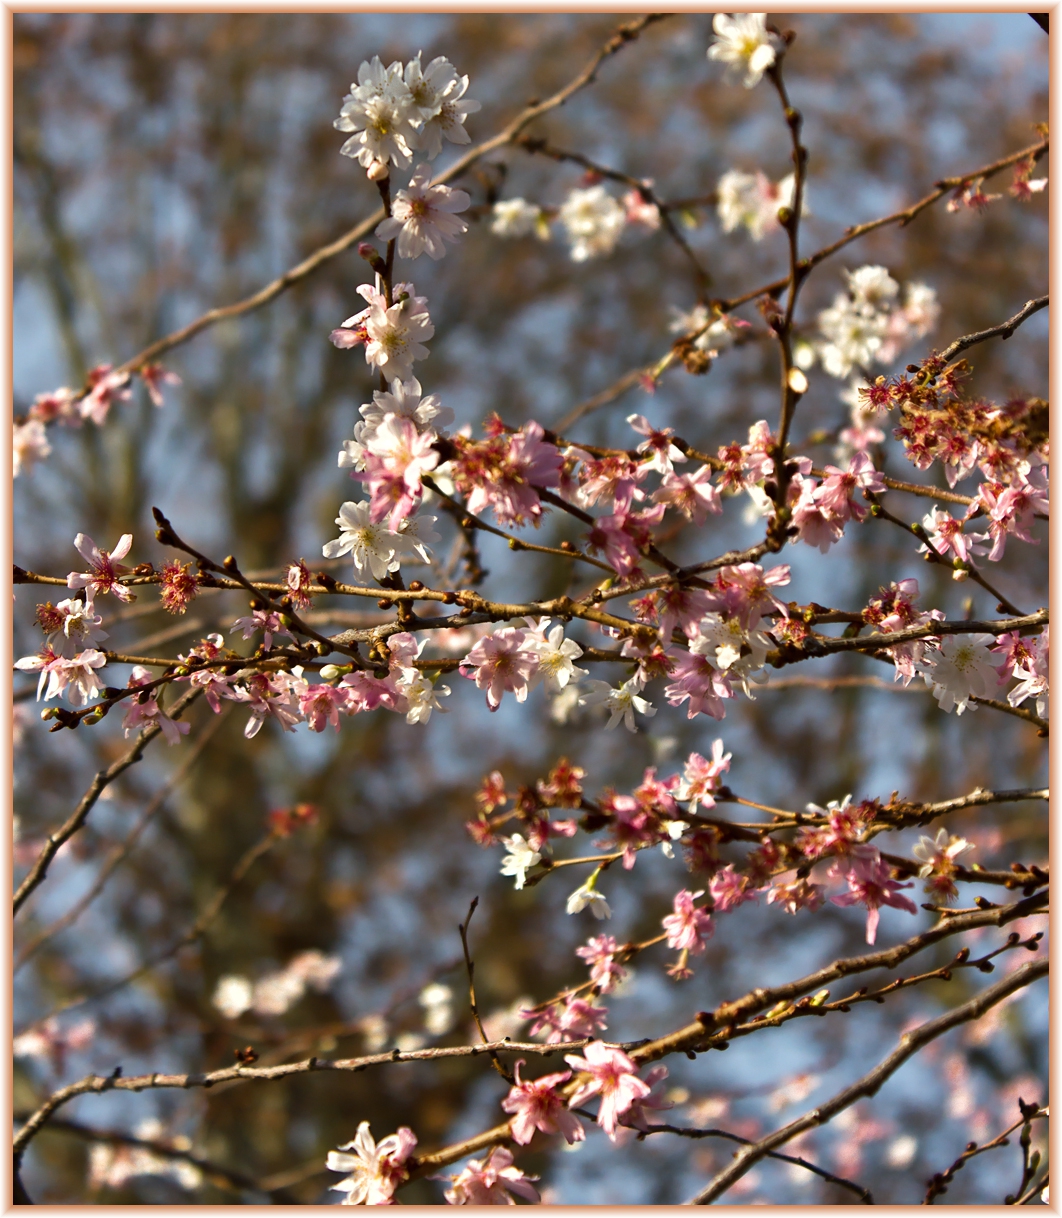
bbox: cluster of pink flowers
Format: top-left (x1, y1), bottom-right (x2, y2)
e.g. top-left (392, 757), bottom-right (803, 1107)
top-left (14, 363), bottom-right (180, 477)
top-left (449, 419), bottom-right (563, 529)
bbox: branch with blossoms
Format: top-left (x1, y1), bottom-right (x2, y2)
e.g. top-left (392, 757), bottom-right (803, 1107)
top-left (13, 10), bottom-right (1047, 1205)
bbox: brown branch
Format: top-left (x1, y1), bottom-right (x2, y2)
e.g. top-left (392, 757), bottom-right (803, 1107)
top-left (924, 1103), bottom-right (1048, 1203)
top-left (690, 958), bottom-right (1048, 1203)
top-left (458, 897), bottom-right (513, 1084)
top-left (937, 295), bottom-right (1048, 364)
top-left (13, 687), bottom-right (202, 915)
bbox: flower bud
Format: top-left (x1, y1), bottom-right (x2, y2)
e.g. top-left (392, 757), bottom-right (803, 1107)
top-left (320, 664), bottom-right (350, 682)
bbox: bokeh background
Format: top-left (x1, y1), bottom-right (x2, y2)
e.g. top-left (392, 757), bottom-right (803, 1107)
top-left (12, 12), bottom-right (1048, 1204)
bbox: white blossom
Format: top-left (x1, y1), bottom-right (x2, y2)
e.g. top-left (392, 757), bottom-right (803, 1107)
top-left (323, 501), bottom-right (404, 580)
top-left (500, 833), bottom-right (542, 890)
top-left (334, 68), bottom-right (416, 179)
top-left (920, 634), bottom-right (997, 715)
top-left (376, 163), bottom-right (470, 260)
top-left (707, 13), bottom-right (784, 89)
top-left (491, 198), bottom-right (547, 238)
top-left (404, 53), bottom-right (480, 159)
top-left (525, 619), bottom-right (587, 690)
top-left (559, 186), bottom-right (626, 261)
top-left (13, 418), bottom-right (51, 477)
top-left (355, 378), bottom-right (453, 452)
top-left (579, 677), bottom-right (656, 732)
top-left (212, 974), bottom-right (254, 1020)
top-left (566, 878), bottom-right (612, 919)
top-left (717, 169), bottom-right (798, 241)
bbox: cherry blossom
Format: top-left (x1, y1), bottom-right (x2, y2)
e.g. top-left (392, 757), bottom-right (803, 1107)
top-left (376, 163), bottom-right (470, 260)
top-left (37, 597), bottom-right (108, 658)
top-left (13, 418), bottom-right (51, 477)
top-left (122, 666), bottom-right (190, 744)
top-left (920, 633), bottom-right (997, 715)
top-left (459, 627), bottom-right (542, 711)
top-left (334, 61), bottom-right (416, 179)
top-left (717, 169), bottom-right (797, 240)
top-left (813, 451), bottom-right (885, 524)
top-left (230, 609), bottom-right (296, 652)
top-left (525, 619), bottom-right (586, 690)
top-left (575, 934), bottom-right (628, 993)
top-left (326, 1121), bottom-right (417, 1205)
top-left (663, 649), bottom-right (733, 721)
top-left (138, 362), bottom-right (181, 408)
top-left (704, 562), bottom-right (791, 630)
top-left (67, 532), bottom-right (135, 603)
top-left (228, 672), bottom-right (303, 738)
top-left (627, 413), bottom-right (687, 475)
top-left (652, 465), bottom-right (722, 525)
top-left (912, 828), bottom-right (973, 902)
top-left (499, 834), bottom-right (542, 890)
top-left (578, 677), bottom-right (657, 732)
top-left (566, 875), bottom-right (611, 919)
top-left (618, 1064), bottom-right (673, 1133)
top-left (662, 889), bottom-right (713, 954)
top-left (829, 849), bottom-right (917, 944)
top-left (356, 377), bottom-right (453, 445)
top-left (558, 185), bottom-right (626, 261)
top-left (490, 198), bottom-right (546, 239)
top-left (441, 1145), bottom-right (539, 1205)
top-left (709, 864), bottom-right (759, 912)
top-left (323, 501), bottom-right (406, 579)
top-left (502, 1060), bottom-right (584, 1145)
top-left (564, 1040), bottom-right (652, 1141)
top-left (675, 742), bottom-right (731, 811)
top-left (403, 53), bottom-right (480, 160)
top-left (80, 364), bottom-right (132, 426)
top-left (707, 13), bottom-right (783, 88)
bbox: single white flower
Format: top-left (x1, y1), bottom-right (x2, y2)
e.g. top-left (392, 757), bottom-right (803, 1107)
top-left (212, 975), bottom-right (254, 1020)
top-left (395, 511), bottom-right (440, 565)
top-left (490, 198), bottom-right (547, 239)
top-left (362, 288), bottom-right (435, 382)
top-left (376, 163), bottom-right (470, 260)
top-left (566, 878), bottom-right (611, 919)
top-left (323, 500), bottom-right (402, 580)
top-left (920, 633), bottom-right (997, 715)
top-left (526, 619), bottom-right (587, 690)
top-left (912, 828), bottom-right (973, 877)
top-left (559, 186), bottom-right (626, 262)
top-left (395, 669), bottom-right (450, 725)
top-left (335, 79), bottom-right (416, 179)
top-left (579, 677), bottom-right (656, 732)
top-left (500, 834), bottom-right (543, 890)
top-left (707, 13), bottom-right (784, 89)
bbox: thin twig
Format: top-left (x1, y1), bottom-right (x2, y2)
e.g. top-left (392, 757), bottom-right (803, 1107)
top-left (689, 958), bottom-right (1048, 1203)
top-left (458, 897), bottom-right (513, 1084)
top-left (13, 686), bottom-right (202, 915)
top-left (640, 1124), bottom-right (872, 1203)
top-left (937, 295), bottom-right (1048, 363)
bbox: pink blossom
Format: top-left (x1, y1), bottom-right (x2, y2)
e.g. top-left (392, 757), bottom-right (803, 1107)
top-left (13, 418), bottom-right (52, 476)
top-left (358, 414), bottom-right (440, 528)
top-left (622, 188), bottom-right (661, 231)
top-left (703, 562), bottom-right (791, 630)
top-left (228, 673), bottom-right (303, 739)
top-left (231, 609), bottom-right (296, 652)
top-left (14, 1016), bottom-right (96, 1073)
top-left (15, 644), bottom-right (69, 702)
top-left (502, 1060), bottom-right (585, 1145)
top-left (664, 650), bottom-right (733, 720)
top-left (564, 1040), bottom-right (652, 1141)
top-left (570, 449), bottom-right (647, 513)
top-left (830, 848), bottom-right (918, 944)
top-left (741, 420), bottom-right (776, 484)
top-left (442, 1145), bottom-right (540, 1205)
top-left (121, 666), bottom-right (189, 744)
top-left (791, 478), bottom-right (844, 553)
top-left (627, 413), bottom-right (687, 475)
top-left (67, 533), bottom-right (134, 603)
top-left (709, 864), bottom-right (758, 912)
top-left (575, 934), bottom-right (628, 993)
top-left (138, 362), bottom-right (181, 408)
top-left (340, 670), bottom-right (405, 714)
top-left (652, 465), bottom-right (722, 525)
top-left (80, 364), bottom-right (132, 426)
top-left (29, 386), bottom-right (79, 425)
top-left (675, 741), bottom-right (731, 811)
top-left (326, 1121), bottom-right (417, 1205)
top-left (376, 163), bottom-right (471, 261)
top-left (617, 1064), bottom-right (673, 1133)
top-left (459, 627), bottom-right (541, 711)
top-left (662, 888), bottom-right (713, 953)
top-left (813, 452), bottom-right (885, 524)
top-left (557, 995), bottom-right (609, 1039)
top-left (58, 649), bottom-right (108, 706)
top-left (920, 506), bottom-right (988, 565)
top-left (649, 586), bottom-right (713, 643)
top-left (295, 677), bottom-right (348, 733)
top-left (766, 876), bottom-right (825, 915)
